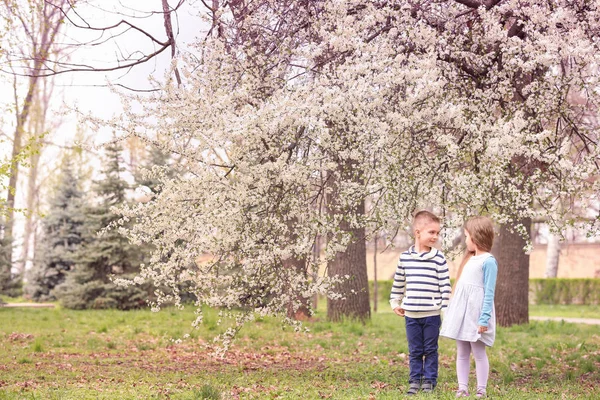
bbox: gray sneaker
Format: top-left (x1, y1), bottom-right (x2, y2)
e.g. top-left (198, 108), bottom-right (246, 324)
top-left (421, 381), bottom-right (434, 393)
top-left (406, 381), bottom-right (420, 396)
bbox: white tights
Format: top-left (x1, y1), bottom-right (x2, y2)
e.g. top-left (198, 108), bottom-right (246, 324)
top-left (456, 340), bottom-right (489, 392)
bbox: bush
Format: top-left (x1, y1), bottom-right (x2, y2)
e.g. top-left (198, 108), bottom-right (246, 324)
top-left (369, 280), bottom-right (393, 306)
top-left (53, 276), bottom-right (154, 310)
top-left (373, 278), bottom-right (600, 306)
top-left (530, 278), bottom-right (600, 305)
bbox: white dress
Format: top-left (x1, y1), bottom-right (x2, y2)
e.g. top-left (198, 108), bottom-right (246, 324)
top-left (440, 253), bottom-right (496, 347)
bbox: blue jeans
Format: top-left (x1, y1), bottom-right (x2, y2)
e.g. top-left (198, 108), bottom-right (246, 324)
top-left (405, 315), bottom-right (441, 385)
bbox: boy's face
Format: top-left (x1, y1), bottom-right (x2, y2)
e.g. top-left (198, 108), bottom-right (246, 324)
top-left (415, 220), bottom-right (440, 250)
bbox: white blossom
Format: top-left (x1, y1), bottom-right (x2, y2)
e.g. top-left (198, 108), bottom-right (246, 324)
top-left (104, 1), bottom-right (600, 347)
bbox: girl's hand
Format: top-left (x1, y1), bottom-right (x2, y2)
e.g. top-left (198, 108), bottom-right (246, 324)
top-left (477, 326), bottom-right (487, 333)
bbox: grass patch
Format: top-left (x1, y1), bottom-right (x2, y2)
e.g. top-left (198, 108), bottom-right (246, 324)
top-left (195, 384), bottom-right (221, 399)
top-left (32, 338), bottom-right (44, 353)
top-left (0, 305), bottom-right (599, 399)
top-left (529, 304), bottom-right (600, 319)
top-left (0, 295), bottom-right (39, 304)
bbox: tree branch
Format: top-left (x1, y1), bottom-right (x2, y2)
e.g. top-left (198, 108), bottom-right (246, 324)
top-left (3, 44), bottom-right (172, 78)
top-left (452, 0), bottom-right (503, 9)
top-left (162, 0), bottom-right (182, 85)
top-left (19, 0), bottom-right (189, 78)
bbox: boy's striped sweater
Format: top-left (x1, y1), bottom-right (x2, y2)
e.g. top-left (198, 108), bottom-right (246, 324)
top-left (389, 246), bottom-right (452, 318)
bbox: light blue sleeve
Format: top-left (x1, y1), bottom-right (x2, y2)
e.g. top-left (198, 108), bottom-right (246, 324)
top-left (478, 257), bottom-right (498, 326)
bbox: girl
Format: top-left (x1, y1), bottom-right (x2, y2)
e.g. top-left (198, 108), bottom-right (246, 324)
top-left (440, 216), bottom-right (498, 398)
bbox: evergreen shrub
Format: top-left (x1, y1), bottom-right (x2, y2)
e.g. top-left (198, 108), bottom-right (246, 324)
top-left (374, 279), bottom-right (600, 306)
top-left (530, 278), bottom-right (600, 305)
top-left (52, 142), bottom-right (152, 310)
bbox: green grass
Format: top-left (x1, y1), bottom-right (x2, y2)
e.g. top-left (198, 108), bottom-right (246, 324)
top-left (0, 295), bottom-right (36, 304)
top-left (0, 305), bottom-right (599, 399)
top-left (529, 304), bottom-right (600, 319)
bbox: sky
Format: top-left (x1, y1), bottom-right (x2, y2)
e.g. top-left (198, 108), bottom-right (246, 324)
top-left (0, 0), bottom-right (206, 268)
top-left (55, 0), bottom-right (203, 145)
top-left (2, 0), bottom-right (206, 179)
top-left (1, 0), bottom-right (202, 149)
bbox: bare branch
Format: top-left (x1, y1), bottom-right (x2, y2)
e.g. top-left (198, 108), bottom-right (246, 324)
top-left (162, 0), bottom-right (182, 85)
top-left (2, 44), bottom-right (172, 78)
top-left (452, 0), bottom-right (503, 9)
top-left (2, 0), bottom-right (189, 78)
top-left (52, 8), bottom-right (169, 47)
top-left (453, 0), bottom-right (484, 8)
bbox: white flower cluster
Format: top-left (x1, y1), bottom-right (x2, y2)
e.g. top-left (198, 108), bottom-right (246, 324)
top-left (111, 1), bottom-right (600, 347)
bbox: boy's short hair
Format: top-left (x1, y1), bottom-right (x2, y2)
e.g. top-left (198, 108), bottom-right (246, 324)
top-left (412, 210), bottom-right (440, 231)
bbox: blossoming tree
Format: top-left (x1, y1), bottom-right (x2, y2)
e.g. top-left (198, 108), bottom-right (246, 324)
top-left (111, 0), bottom-right (599, 345)
top-left (413, 0), bottom-right (600, 324)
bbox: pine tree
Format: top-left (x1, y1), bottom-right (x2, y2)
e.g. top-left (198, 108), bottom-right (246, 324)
top-left (0, 221), bottom-right (11, 283)
top-left (54, 141), bottom-right (150, 309)
top-left (0, 219), bottom-right (22, 298)
top-left (132, 142), bottom-right (196, 303)
top-left (26, 158), bottom-right (85, 301)
top-left (134, 143), bottom-right (177, 195)
top-left (0, 221), bottom-right (13, 300)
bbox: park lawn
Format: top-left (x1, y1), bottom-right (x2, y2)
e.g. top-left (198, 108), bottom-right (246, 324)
top-left (0, 306), bottom-right (598, 399)
top-left (529, 304), bottom-right (600, 319)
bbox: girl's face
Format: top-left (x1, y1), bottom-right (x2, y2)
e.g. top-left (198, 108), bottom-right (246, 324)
top-left (464, 229), bottom-right (477, 252)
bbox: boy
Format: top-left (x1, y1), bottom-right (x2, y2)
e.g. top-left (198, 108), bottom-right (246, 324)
top-left (390, 210), bottom-right (451, 395)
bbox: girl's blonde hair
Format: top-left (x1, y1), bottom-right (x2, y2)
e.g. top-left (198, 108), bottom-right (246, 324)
top-left (455, 216), bottom-right (495, 283)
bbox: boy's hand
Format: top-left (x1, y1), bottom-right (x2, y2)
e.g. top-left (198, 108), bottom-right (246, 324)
top-left (477, 326), bottom-right (488, 333)
top-left (393, 307), bottom-right (405, 317)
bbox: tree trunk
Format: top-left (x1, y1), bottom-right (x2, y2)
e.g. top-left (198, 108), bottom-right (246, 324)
top-left (18, 78), bottom-right (52, 276)
top-left (2, 0), bottom-right (66, 288)
top-left (544, 232), bottom-right (560, 278)
top-left (326, 199), bottom-right (371, 323)
top-left (3, 75), bottom-right (29, 282)
top-left (161, 0), bottom-right (182, 85)
top-left (373, 232), bottom-right (378, 313)
top-left (312, 235), bottom-right (320, 310)
top-left (282, 217), bottom-right (311, 320)
top-left (283, 255), bottom-right (311, 320)
top-left (492, 219), bottom-right (531, 326)
top-left (18, 148), bottom-right (41, 276)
